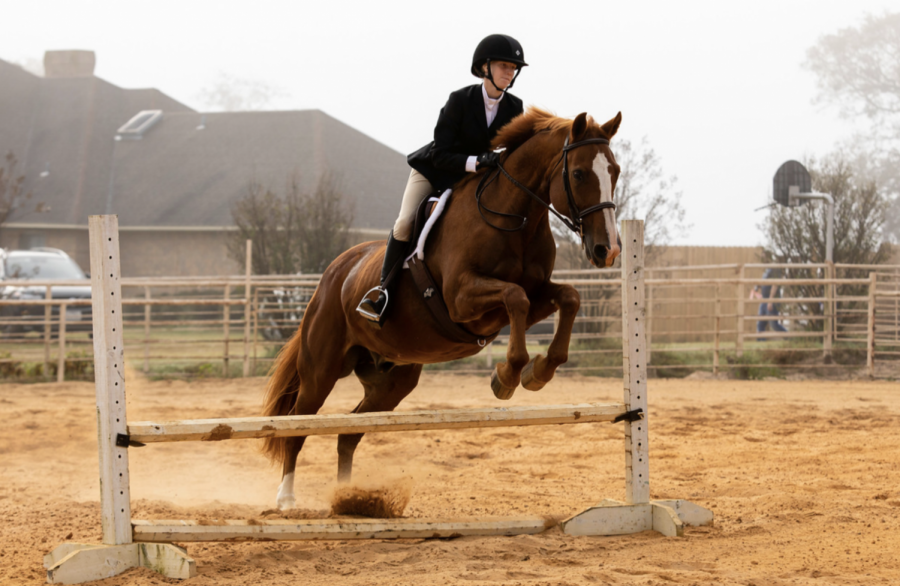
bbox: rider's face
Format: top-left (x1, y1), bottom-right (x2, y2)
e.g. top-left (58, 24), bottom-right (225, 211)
top-left (483, 60), bottom-right (518, 90)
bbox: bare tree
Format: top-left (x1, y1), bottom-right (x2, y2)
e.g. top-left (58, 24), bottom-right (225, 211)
top-left (196, 72), bottom-right (288, 112)
top-left (298, 172), bottom-right (355, 273)
top-left (804, 11), bottom-right (900, 241)
top-left (226, 180), bottom-right (303, 275)
top-left (227, 173), bottom-right (354, 341)
top-left (227, 173), bottom-right (354, 275)
top-left (759, 153), bottom-right (891, 329)
top-left (552, 136), bottom-right (688, 270)
top-left (0, 151), bottom-right (49, 242)
top-left (805, 12), bottom-right (900, 127)
top-left (761, 154), bottom-right (889, 266)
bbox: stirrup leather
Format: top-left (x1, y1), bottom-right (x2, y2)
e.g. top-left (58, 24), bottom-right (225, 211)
top-left (356, 286), bottom-right (389, 322)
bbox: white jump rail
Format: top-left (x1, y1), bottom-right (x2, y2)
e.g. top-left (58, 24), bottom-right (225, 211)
top-left (44, 216), bottom-right (712, 584)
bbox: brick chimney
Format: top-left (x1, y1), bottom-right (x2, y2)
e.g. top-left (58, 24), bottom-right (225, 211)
top-left (43, 50), bottom-right (96, 78)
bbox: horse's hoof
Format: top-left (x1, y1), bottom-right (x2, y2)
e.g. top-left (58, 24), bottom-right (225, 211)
top-left (491, 369), bottom-right (516, 400)
top-left (521, 356), bottom-right (548, 391)
top-left (276, 495), bottom-right (296, 511)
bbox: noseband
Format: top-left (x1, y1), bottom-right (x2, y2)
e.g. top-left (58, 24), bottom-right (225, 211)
top-left (475, 135), bottom-right (616, 237)
top-left (560, 136), bottom-right (617, 234)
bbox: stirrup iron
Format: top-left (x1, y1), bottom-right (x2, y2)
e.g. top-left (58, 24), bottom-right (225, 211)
top-left (356, 286), bottom-right (389, 322)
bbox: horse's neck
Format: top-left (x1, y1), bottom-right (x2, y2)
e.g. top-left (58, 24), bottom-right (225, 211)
top-left (503, 131), bottom-right (562, 205)
top-left (471, 131), bottom-right (563, 233)
top-left (428, 132), bottom-right (562, 283)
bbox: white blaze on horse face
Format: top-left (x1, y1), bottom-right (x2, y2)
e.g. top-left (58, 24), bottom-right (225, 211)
top-left (276, 472), bottom-right (296, 510)
top-left (591, 151), bottom-right (619, 253)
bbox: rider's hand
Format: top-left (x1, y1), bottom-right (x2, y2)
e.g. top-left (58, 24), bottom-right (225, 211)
top-left (476, 152), bottom-right (500, 168)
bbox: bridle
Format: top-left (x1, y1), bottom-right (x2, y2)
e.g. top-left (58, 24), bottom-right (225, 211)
top-left (475, 134), bottom-right (617, 238)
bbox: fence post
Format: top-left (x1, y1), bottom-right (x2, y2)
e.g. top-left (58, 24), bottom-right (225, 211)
top-left (243, 240), bottom-right (252, 377)
top-left (44, 285), bottom-right (52, 378)
top-left (57, 303), bottom-right (67, 383)
top-left (143, 286), bottom-right (151, 374)
top-left (252, 288), bottom-right (259, 375)
top-left (621, 220), bottom-right (649, 505)
top-left (735, 264), bottom-right (745, 358)
top-left (646, 282), bottom-right (653, 365)
top-left (713, 284), bottom-right (720, 375)
top-left (223, 285), bottom-right (231, 377)
top-left (867, 272), bottom-right (877, 377)
top-left (824, 262), bottom-right (834, 361)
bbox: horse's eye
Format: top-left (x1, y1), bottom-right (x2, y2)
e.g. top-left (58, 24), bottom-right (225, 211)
top-left (572, 170), bottom-right (584, 181)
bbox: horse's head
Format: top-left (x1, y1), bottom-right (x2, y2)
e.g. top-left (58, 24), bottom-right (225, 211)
top-left (549, 112), bottom-right (622, 268)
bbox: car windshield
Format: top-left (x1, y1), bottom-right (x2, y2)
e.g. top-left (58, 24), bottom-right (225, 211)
top-left (3, 255), bottom-right (86, 280)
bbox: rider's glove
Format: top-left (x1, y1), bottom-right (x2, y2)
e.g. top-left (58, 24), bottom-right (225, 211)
top-left (477, 152), bottom-right (500, 168)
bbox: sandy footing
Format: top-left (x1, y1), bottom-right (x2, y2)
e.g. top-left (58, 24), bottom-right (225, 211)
top-left (2, 372), bottom-right (899, 585)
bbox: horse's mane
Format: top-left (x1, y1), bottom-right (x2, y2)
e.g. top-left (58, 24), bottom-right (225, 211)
top-left (491, 107), bottom-right (573, 152)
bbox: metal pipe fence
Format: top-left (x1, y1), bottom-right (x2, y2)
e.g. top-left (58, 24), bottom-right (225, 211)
top-left (1, 263), bottom-right (897, 381)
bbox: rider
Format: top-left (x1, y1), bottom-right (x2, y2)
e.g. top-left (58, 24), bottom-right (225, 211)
top-left (357, 33), bottom-right (528, 327)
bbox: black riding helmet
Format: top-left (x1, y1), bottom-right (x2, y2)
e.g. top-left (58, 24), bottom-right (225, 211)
top-left (471, 34), bottom-right (528, 93)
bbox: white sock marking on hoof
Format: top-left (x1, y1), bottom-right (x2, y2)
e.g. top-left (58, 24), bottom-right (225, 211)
top-left (276, 472), bottom-right (296, 510)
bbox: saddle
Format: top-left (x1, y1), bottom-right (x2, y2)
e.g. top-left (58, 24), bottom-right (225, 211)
top-left (387, 190), bottom-right (499, 347)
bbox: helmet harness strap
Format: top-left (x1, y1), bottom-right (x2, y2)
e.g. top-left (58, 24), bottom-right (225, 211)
top-left (483, 58), bottom-right (522, 96)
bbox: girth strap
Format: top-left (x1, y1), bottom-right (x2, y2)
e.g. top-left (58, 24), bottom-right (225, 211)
top-left (407, 256), bottom-right (498, 347)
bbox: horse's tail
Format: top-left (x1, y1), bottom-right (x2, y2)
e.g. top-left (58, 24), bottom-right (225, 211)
top-left (261, 329), bottom-right (304, 465)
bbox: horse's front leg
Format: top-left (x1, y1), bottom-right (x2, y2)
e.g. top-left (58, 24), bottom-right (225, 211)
top-left (520, 281), bottom-right (581, 391)
top-left (447, 276), bottom-right (531, 400)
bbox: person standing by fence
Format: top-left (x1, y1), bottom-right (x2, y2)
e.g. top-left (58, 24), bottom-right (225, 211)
top-left (756, 267), bottom-right (786, 339)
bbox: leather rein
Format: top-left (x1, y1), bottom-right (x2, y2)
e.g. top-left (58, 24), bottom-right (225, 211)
top-left (475, 135), bottom-right (616, 237)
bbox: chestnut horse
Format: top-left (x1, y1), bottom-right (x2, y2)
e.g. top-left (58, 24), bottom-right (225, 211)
top-left (262, 108), bottom-right (622, 509)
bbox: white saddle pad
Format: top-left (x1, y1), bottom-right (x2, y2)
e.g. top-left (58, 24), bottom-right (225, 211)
top-left (403, 188), bottom-right (452, 268)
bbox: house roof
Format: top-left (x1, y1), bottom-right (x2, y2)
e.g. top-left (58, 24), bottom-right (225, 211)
top-left (106, 109), bottom-right (406, 230)
top-left (0, 56), bottom-right (408, 232)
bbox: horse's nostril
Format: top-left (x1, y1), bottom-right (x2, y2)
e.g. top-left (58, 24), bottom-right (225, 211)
top-left (593, 244), bottom-right (609, 262)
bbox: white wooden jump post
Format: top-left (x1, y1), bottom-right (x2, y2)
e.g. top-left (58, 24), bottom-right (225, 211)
top-left (44, 216), bottom-right (712, 584)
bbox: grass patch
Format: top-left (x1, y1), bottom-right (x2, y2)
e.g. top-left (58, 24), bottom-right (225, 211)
top-left (0, 350), bottom-right (94, 382)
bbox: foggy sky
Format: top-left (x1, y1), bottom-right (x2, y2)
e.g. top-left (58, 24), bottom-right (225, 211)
top-left (2, 0), bottom-right (895, 246)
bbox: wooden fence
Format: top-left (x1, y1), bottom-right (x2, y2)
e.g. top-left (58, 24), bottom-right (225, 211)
top-left (1, 264), bottom-right (897, 381)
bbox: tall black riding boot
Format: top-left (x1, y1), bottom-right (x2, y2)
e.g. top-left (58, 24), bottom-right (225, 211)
top-left (356, 232), bottom-right (408, 328)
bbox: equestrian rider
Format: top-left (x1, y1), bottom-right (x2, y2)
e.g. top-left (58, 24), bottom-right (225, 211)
top-left (357, 33), bottom-right (528, 327)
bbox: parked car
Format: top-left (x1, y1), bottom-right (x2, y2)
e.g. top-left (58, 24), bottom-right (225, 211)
top-left (0, 248), bottom-right (92, 336)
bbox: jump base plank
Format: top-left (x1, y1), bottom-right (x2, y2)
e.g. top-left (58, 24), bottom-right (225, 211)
top-left (132, 517), bottom-right (554, 542)
top-left (560, 499), bottom-right (714, 537)
top-left (44, 543), bottom-right (195, 584)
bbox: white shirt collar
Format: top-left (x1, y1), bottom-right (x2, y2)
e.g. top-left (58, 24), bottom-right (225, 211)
top-left (481, 81), bottom-right (504, 108)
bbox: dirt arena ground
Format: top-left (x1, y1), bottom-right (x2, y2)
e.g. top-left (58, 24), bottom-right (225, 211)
top-left (2, 371), bottom-right (899, 585)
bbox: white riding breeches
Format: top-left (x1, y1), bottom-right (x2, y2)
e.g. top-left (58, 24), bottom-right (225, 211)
top-left (392, 169), bottom-right (434, 242)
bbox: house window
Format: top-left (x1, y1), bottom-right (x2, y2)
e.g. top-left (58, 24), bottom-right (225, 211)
top-left (117, 110), bottom-right (163, 139)
top-left (19, 232), bottom-right (46, 249)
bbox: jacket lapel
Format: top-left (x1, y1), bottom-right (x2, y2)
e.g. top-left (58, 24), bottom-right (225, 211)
top-left (472, 85), bottom-right (488, 132)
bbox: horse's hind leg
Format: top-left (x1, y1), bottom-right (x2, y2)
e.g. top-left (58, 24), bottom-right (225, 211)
top-left (276, 436), bottom-right (307, 510)
top-left (337, 363), bottom-right (423, 483)
top-left (274, 338), bottom-right (352, 510)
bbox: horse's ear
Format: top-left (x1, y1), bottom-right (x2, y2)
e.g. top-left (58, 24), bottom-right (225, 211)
top-left (571, 112), bottom-right (589, 140)
top-left (599, 112), bottom-right (622, 139)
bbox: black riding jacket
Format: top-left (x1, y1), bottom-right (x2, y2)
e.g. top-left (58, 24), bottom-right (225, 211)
top-left (407, 84), bottom-right (524, 192)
